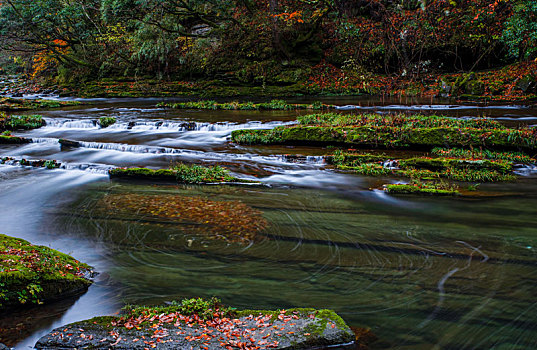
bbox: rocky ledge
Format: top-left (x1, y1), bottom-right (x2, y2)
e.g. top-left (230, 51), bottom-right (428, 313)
top-left (35, 298), bottom-right (358, 349)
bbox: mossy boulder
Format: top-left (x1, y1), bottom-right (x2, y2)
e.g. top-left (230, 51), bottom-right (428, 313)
top-left (0, 234), bottom-right (93, 312)
top-left (35, 299), bottom-right (356, 349)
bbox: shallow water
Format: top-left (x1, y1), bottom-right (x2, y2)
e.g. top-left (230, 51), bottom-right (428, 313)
top-left (1, 97), bottom-right (537, 349)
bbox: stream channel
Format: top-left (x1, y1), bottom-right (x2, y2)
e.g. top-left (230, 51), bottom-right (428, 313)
top-left (1, 96), bottom-right (536, 349)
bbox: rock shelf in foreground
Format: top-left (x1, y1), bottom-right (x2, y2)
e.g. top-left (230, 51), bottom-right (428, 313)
top-left (35, 299), bottom-right (356, 349)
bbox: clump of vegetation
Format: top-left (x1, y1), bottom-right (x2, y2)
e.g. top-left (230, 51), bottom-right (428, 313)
top-left (399, 157), bottom-right (513, 173)
top-left (328, 149), bottom-right (387, 166)
top-left (384, 182), bottom-right (460, 196)
top-left (172, 163), bottom-right (237, 183)
top-left (230, 129), bottom-right (283, 145)
top-left (100, 193), bottom-right (267, 243)
top-left (0, 234), bottom-right (92, 311)
top-left (97, 116), bottom-right (116, 128)
top-left (160, 99), bottom-right (326, 111)
top-left (341, 163), bottom-right (393, 177)
top-left (109, 163), bottom-right (249, 184)
top-left (122, 297), bottom-right (233, 323)
top-left (0, 112), bottom-right (45, 130)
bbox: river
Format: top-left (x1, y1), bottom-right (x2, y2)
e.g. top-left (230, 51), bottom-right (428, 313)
top-left (1, 96), bottom-right (536, 349)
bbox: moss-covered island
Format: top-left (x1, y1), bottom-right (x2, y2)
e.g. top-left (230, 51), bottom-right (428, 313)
top-left (109, 163), bottom-right (257, 184)
top-left (35, 298), bottom-right (365, 349)
top-left (231, 113), bottom-right (537, 152)
top-left (0, 234), bottom-right (93, 312)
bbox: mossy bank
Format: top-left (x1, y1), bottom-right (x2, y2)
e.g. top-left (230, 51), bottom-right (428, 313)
top-left (0, 234), bottom-right (93, 312)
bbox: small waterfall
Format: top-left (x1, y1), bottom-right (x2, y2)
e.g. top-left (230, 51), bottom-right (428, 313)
top-left (383, 159), bottom-right (399, 169)
top-left (41, 118), bottom-right (294, 132)
top-left (44, 119), bottom-right (98, 129)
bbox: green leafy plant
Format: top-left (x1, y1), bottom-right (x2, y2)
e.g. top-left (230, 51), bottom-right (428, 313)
top-left (98, 117), bottom-right (117, 128)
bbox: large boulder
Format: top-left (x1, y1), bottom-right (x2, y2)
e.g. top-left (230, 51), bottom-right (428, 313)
top-left (35, 299), bottom-right (356, 349)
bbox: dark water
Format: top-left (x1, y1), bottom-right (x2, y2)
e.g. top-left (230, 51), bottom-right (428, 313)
top-left (1, 97), bottom-right (537, 349)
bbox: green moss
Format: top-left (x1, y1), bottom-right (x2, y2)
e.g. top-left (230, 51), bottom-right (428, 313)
top-left (399, 157), bottom-right (512, 173)
top-left (97, 117), bottom-right (117, 128)
top-left (123, 297), bottom-right (232, 323)
top-left (385, 184), bottom-right (460, 196)
top-left (108, 167), bottom-right (177, 180)
top-left (431, 147), bottom-right (536, 164)
top-left (232, 124), bottom-right (537, 151)
top-left (339, 163), bottom-right (392, 176)
top-left (109, 164), bottom-right (254, 184)
top-left (0, 234), bottom-right (92, 311)
top-left (0, 112), bottom-right (45, 131)
top-left (297, 113), bottom-right (505, 130)
top-left (159, 99), bottom-right (327, 110)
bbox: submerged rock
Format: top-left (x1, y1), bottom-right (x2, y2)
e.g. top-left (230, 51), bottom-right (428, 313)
top-left (35, 299), bottom-right (356, 349)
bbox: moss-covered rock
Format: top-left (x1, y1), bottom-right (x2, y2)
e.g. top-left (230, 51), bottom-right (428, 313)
top-left (384, 184), bottom-right (460, 196)
top-left (399, 157), bottom-right (512, 173)
top-left (0, 234), bottom-right (93, 312)
top-left (109, 164), bottom-right (256, 184)
top-left (35, 298), bottom-right (357, 349)
top-left (0, 113), bottom-right (45, 130)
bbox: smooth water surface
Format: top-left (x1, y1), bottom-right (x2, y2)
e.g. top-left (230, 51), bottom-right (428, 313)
top-left (1, 96), bottom-right (536, 349)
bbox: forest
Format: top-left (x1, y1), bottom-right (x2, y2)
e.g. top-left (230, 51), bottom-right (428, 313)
top-left (0, 0), bottom-right (536, 97)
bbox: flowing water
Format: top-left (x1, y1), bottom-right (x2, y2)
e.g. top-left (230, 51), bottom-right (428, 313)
top-left (1, 96), bottom-right (537, 349)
